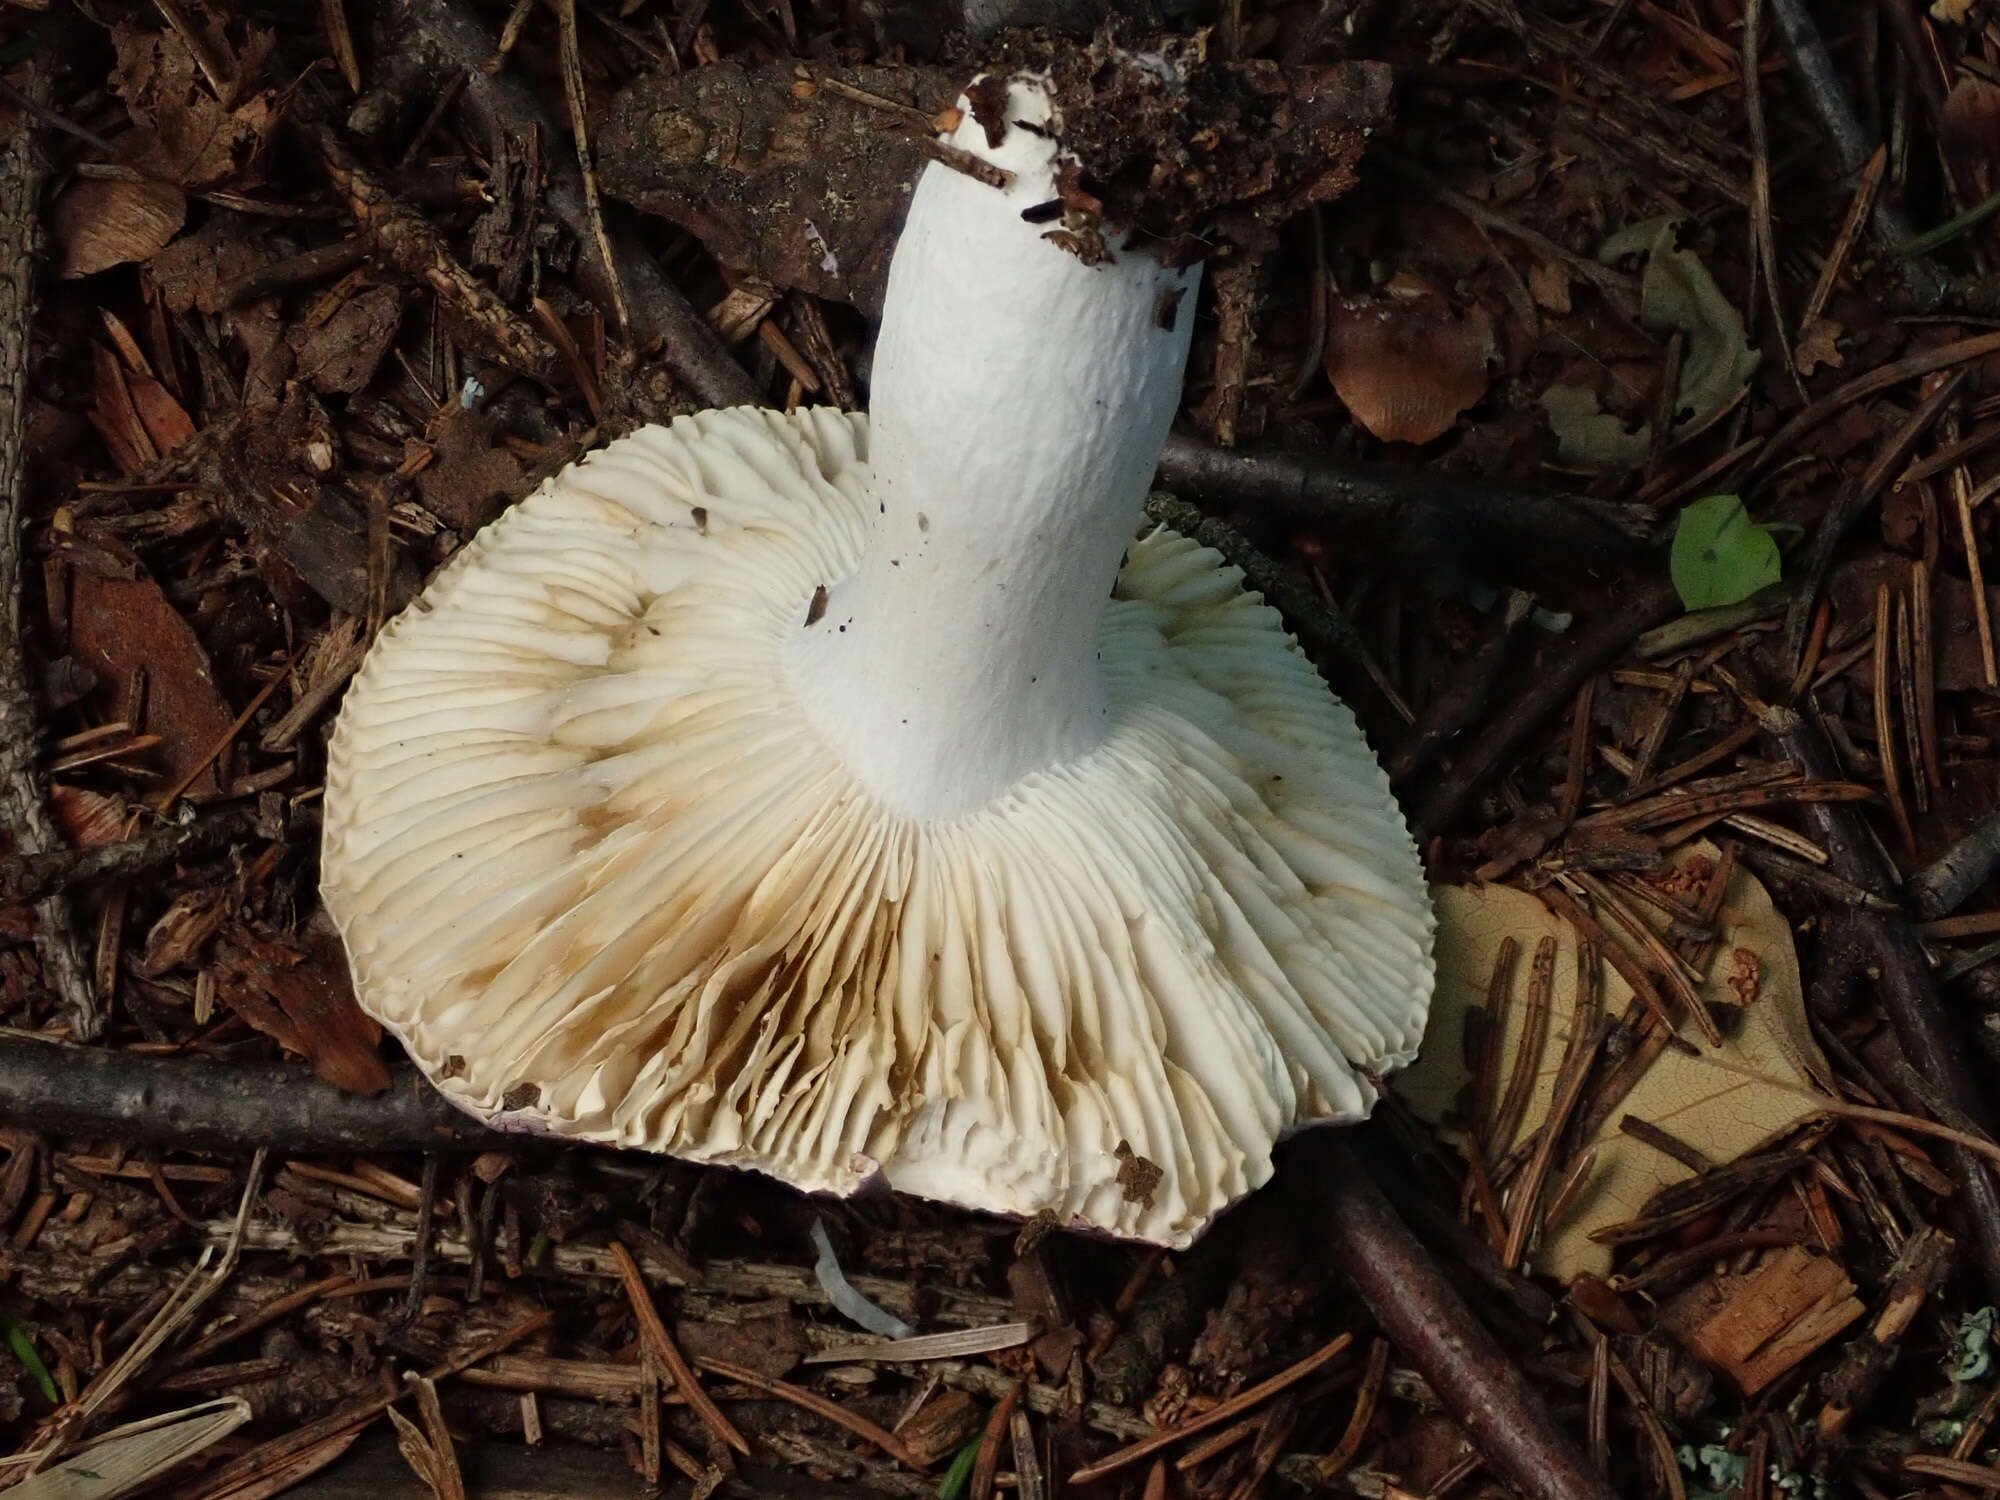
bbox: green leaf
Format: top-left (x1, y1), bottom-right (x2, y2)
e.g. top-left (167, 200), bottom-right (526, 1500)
top-left (1670, 494), bottom-right (1782, 611)
top-left (937, 1436), bottom-right (982, 1500)
top-left (3, 1313), bottom-right (59, 1403)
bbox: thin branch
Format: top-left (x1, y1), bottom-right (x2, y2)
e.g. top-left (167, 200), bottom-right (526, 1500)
top-left (1284, 1134), bottom-right (1619, 1500)
top-left (0, 1038), bottom-right (506, 1152)
top-left (0, 65), bottom-right (99, 1038)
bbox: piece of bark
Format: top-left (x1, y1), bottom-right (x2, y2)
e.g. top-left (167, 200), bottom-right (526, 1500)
top-left (315, 125), bottom-right (559, 384)
top-left (66, 570), bottom-right (237, 799)
top-left (598, 62), bottom-right (953, 322)
top-left (191, 386), bottom-right (422, 618)
top-left (1675, 1246), bottom-right (1865, 1395)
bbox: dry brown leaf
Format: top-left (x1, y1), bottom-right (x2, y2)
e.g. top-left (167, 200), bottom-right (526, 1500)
top-left (111, 21), bottom-right (278, 190)
top-left (1324, 284), bottom-right (1492, 446)
top-left (67, 571), bottom-right (237, 799)
top-left (1395, 844), bottom-right (1830, 1282)
top-left (47, 786), bottom-right (132, 850)
top-left (1541, 218), bottom-right (1759, 469)
top-left (1794, 316), bottom-right (1844, 378)
top-left (215, 927), bottom-right (389, 1096)
top-left (53, 179), bottom-right (186, 279)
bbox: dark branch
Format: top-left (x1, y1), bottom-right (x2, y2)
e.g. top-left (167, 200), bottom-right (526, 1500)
top-left (0, 1039), bottom-right (509, 1154)
top-left (1285, 1133), bottom-right (1619, 1500)
top-left (1154, 435), bottom-right (1654, 588)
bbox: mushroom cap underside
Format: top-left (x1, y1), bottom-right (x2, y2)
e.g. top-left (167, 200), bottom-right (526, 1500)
top-left (321, 407), bottom-right (1435, 1246)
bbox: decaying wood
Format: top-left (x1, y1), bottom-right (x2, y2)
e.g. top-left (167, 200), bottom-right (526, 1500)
top-left (1678, 1246), bottom-right (1865, 1395)
top-left (1155, 432), bottom-right (1654, 582)
top-left (383, 0), bottom-right (761, 408)
top-left (313, 123), bottom-right (563, 385)
top-left (0, 68), bottom-right (99, 1039)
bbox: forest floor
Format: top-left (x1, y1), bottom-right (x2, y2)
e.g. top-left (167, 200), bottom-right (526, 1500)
top-left (4, 0), bottom-right (2000, 1498)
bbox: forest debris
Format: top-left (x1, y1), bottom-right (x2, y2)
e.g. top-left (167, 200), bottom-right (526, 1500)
top-left (66, 570), bottom-right (236, 799)
top-left (314, 130), bottom-right (560, 384)
top-left (599, 60), bottom-right (954, 318)
top-left (110, 21), bottom-right (278, 190)
top-left (139, 887), bottom-right (230, 976)
top-left (212, 927), bottom-right (390, 1096)
top-left (386, 1376), bottom-right (467, 1500)
top-left (610, 1242), bottom-right (750, 1459)
top-left (42, 786), bottom-right (131, 853)
top-left (51, 179), bottom-right (186, 279)
top-left (291, 284), bottom-right (408, 395)
top-left (1324, 280), bottom-right (1493, 446)
top-left (1816, 1226), bottom-right (1955, 1434)
top-left (1397, 845), bottom-right (1830, 1280)
top-left (598, 52), bottom-right (1393, 318)
top-left (1542, 218), bottom-right (1759, 469)
top-left (413, 404), bottom-right (525, 533)
top-left (192, 387), bottom-right (422, 617)
top-left (89, 343), bottom-right (194, 474)
top-left (1673, 1246), bottom-right (1864, 1393)
top-left (148, 215), bottom-right (278, 315)
top-left (1066, 1333), bottom-right (1352, 1484)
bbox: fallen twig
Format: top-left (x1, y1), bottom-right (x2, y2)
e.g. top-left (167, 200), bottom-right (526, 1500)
top-left (612, 1242), bottom-right (749, 1459)
top-left (313, 122), bottom-right (563, 384)
top-left (1413, 575), bottom-right (1683, 837)
top-left (1155, 435), bottom-right (1653, 579)
top-left (1285, 1133), bottom-right (1618, 1500)
top-left (0, 66), bottom-right (99, 1038)
top-left (1067, 1332), bottom-right (1354, 1484)
top-left (1909, 808), bottom-right (2000, 920)
top-left (695, 1357), bottom-right (929, 1471)
top-left (0, 1037), bottom-right (504, 1152)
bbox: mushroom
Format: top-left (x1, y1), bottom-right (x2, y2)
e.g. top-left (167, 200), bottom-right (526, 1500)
top-left (322, 71), bottom-right (1435, 1246)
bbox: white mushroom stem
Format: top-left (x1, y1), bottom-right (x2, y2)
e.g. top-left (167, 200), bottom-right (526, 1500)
top-left (790, 77), bottom-right (1202, 820)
